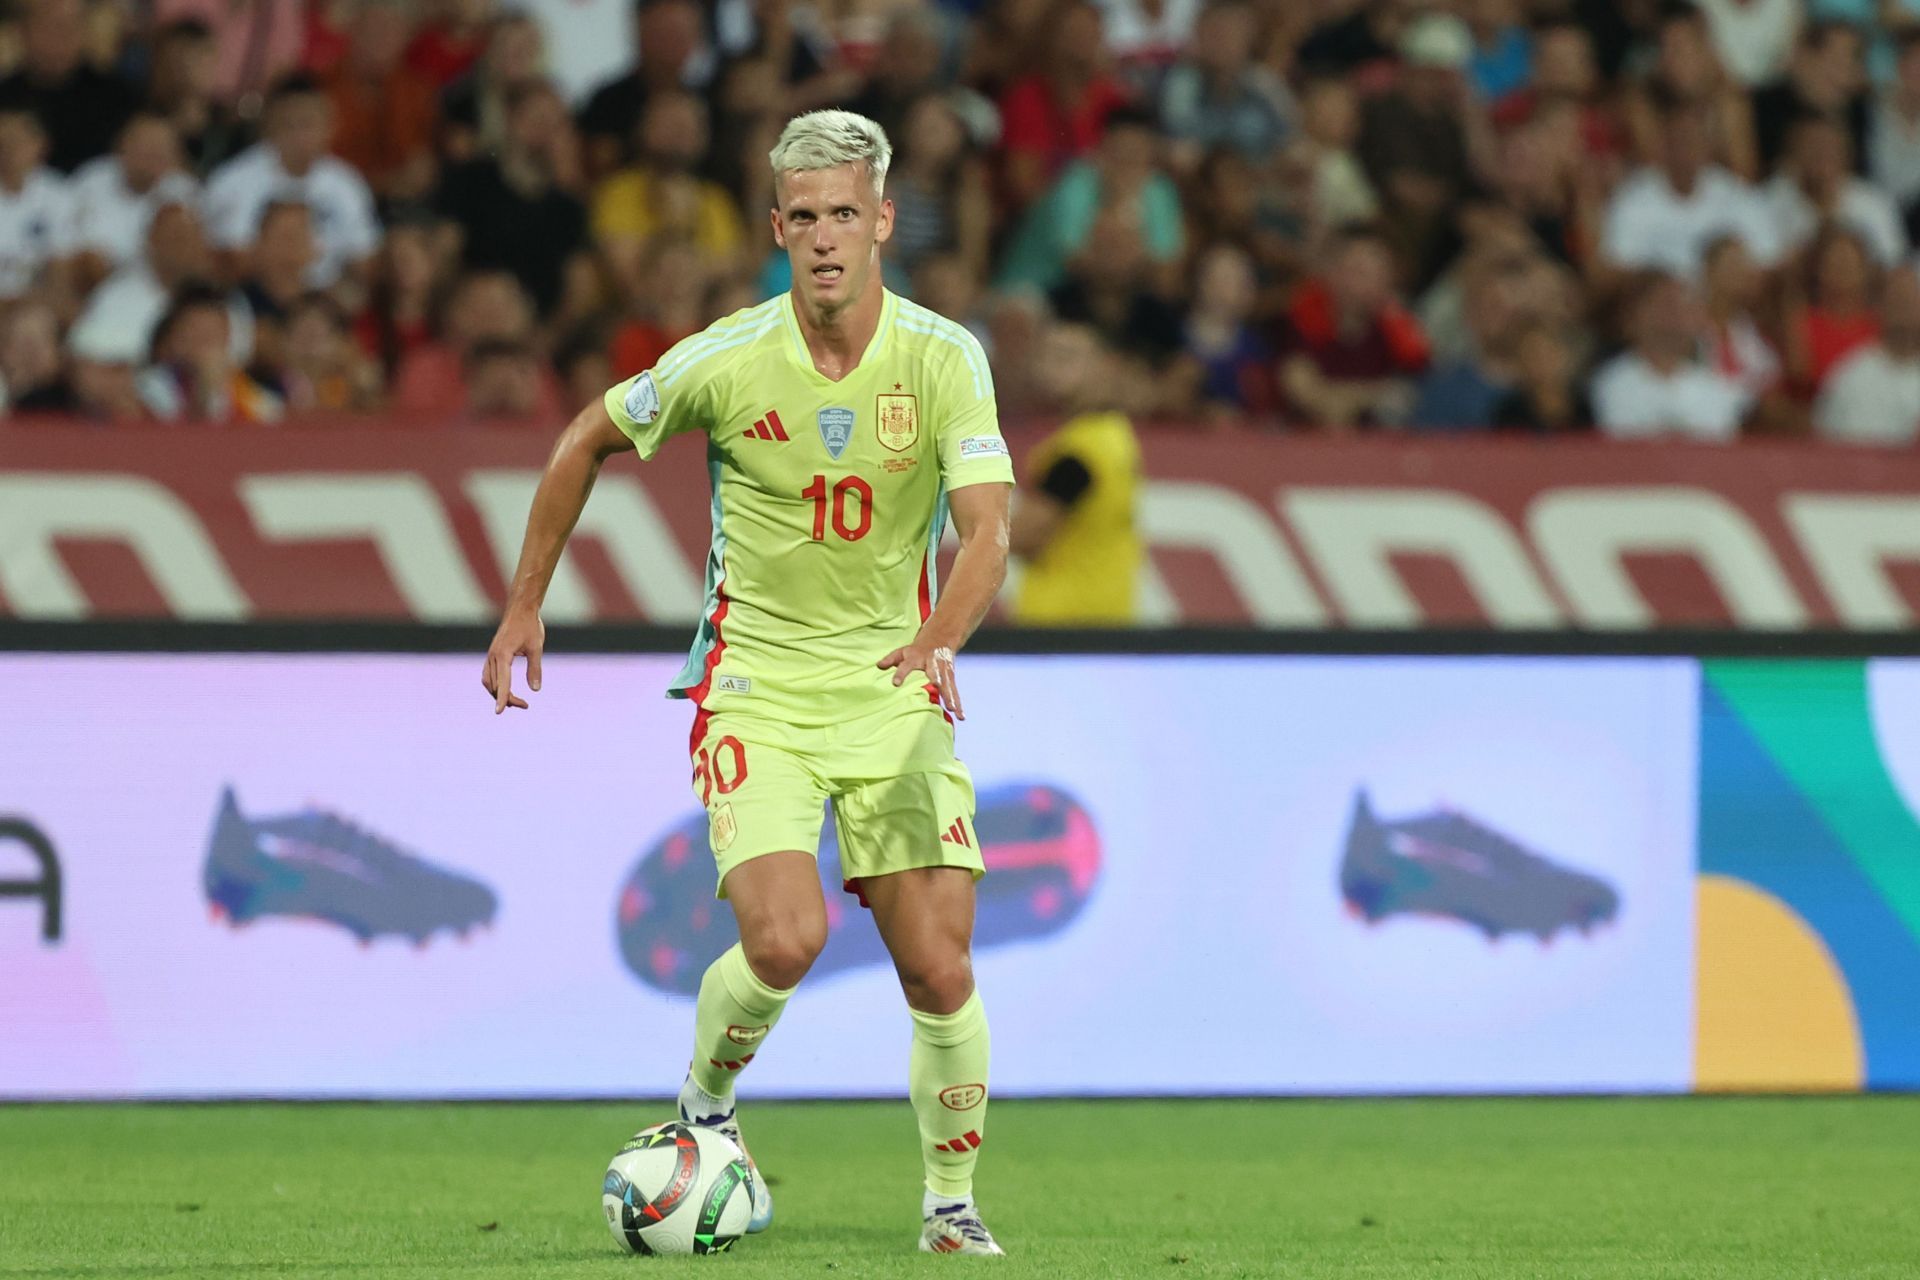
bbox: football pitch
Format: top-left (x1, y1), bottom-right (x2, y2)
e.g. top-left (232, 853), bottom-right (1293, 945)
top-left (4, 1097), bottom-right (1917, 1279)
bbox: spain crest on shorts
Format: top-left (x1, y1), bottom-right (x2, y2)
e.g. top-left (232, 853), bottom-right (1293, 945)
top-left (876, 393), bottom-right (918, 452)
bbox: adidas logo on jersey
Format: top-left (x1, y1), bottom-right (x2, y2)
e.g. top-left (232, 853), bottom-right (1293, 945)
top-left (940, 820), bottom-right (971, 848)
top-left (744, 410), bottom-right (790, 441)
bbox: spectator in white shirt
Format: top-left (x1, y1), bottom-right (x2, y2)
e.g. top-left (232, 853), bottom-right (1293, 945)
top-left (1695, 0), bottom-right (1802, 88)
top-left (1592, 272), bottom-right (1751, 441)
top-left (0, 105), bottom-right (74, 302)
top-left (1766, 113), bottom-right (1908, 267)
top-left (70, 112), bottom-right (198, 278)
top-left (1816, 266), bottom-right (1920, 444)
top-left (68, 199), bottom-right (250, 365)
top-left (1601, 94), bottom-right (1778, 282)
top-left (1870, 30), bottom-right (1920, 236)
top-left (201, 75), bottom-right (379, 293)
top-left (1700, 233), bottom-right (1783, 398)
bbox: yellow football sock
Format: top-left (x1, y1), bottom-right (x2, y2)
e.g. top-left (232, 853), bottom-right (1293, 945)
top-left (909, 990), bottom-right (991, 1199)
top-left (688, 943), bottom-right (793, 1097)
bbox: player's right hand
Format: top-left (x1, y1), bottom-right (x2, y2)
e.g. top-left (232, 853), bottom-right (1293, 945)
top-left (482, 609), bottom-right (545, 714)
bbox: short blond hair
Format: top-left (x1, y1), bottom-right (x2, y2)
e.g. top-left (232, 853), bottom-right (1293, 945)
top-left (768, 109), bottom-right (892, 197)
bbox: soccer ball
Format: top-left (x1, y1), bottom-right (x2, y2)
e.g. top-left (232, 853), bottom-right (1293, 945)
top-left (601, 1122), bottom-right (754, 1255)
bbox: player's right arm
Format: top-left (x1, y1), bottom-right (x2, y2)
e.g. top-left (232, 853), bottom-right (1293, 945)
top-left (482, 397), bottom-right (631, 714)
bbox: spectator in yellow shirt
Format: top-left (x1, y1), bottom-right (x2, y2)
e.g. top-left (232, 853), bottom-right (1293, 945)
top-left (1010, 321), bottom-right (1144, 625)
top-left (590, 91), bottom-right (746, 279)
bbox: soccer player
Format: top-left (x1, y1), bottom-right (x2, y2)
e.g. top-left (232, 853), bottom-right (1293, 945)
top-left (481, 110), bottom-right (1013, 1257)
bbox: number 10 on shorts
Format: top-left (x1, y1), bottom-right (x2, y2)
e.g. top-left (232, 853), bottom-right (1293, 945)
top-left (694, 736), bottom-right (748, 806)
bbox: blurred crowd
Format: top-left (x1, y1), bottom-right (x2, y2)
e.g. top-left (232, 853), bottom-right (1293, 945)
top-left (5, 0), bottom-right (1920, 441)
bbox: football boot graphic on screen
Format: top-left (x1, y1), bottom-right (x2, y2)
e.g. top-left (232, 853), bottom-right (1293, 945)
top-left (1339, 790), bottom-right (1619, 941)
top-left (616, 782), bottom-right (1101, 995)
top-left (204, 787), bottom-right (497, 945)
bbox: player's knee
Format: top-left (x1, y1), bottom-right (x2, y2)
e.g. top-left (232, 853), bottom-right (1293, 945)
top-left (898, 953), bottom-right (974, 1015)
top-left (742, 919), bottom-right (826, 990)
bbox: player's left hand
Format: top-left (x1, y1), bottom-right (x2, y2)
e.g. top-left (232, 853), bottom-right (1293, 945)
top-left (878, 641), bottom-right (964, 721)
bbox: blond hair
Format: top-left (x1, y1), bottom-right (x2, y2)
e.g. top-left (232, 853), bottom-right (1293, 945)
top-left (768, 109), bottom-right (892, 197)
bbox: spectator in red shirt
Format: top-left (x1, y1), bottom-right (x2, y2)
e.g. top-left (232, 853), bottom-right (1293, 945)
top-left (355, 216), bottom-right (439, 381)
top-left (997, 0), bottom-right (1133, 211)
top-left (392, 268), bottom-right (561, 420)
top-left (326, 0), bottom-right (440, 200)
top-left (1277, 225), bottom-right (1432, 430)
top-left (405, 0), bottom-right (493, 88)
top-left (1785, 222), bottom-right (1882, 398)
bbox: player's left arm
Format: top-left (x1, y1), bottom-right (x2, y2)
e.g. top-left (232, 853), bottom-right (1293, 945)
top-left (878, 481), bottom-right (1010, 721)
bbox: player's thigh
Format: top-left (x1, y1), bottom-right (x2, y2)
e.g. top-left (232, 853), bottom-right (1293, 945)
top-left (690, 713), bottom-right (830, 902)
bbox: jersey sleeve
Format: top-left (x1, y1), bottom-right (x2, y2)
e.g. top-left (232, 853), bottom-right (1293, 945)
top-left (602, 336), bottom-right (719, 459)
top-left (933, 329), bottom-right (1016, 489)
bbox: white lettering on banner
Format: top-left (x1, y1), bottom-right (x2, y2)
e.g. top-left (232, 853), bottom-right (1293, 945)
top-left (0, 475), bottom-right (249, 619)
top-left (1282, 489), bottom-right (1562, 628)
top-left (1782, 495), bottom-right (1920, 629)
top-left (238, 475), bottom-right (491, 622)
top-left (573, 477), bottom-right (703, 620)
top-left (1142, 481), bottom-right (1328, 626)
top-left (1529, 489), bottom-right (1807, 629)
top-left (463, 472), bottom-right (596, 623)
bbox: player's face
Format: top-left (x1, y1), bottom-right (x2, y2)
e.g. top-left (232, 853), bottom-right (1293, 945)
top-left (771, 164), bottom-right (893, 314)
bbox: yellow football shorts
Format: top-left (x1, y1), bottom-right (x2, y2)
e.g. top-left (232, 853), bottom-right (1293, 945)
top-left (687, 694), bottom-right (984, 900)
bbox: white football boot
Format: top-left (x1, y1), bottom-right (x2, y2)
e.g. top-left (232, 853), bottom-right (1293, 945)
top-left (919, 1201), bottom-right (1006, 1256)
top-left (678, 1077), bottom-right (773, 1233)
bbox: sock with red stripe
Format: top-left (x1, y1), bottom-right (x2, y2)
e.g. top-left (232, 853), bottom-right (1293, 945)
top-left (687, 943), bottom-right (793, 1100)
top-left (909, 990), bottom-right (990, 1199)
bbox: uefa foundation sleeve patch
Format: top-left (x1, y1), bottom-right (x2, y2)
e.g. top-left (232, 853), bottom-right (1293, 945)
top-left (957, 436), bottom-right (1009, 459)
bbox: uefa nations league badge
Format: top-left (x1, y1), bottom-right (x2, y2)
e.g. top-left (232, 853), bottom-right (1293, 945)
top-left (817, 407), bottom-right (855, 459)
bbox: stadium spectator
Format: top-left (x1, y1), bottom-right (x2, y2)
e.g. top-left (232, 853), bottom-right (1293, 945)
top-left (1601, 94), bottom-right (1778, 282)
top-left (1751, 21), bottom-right (1870, 176)
top-left (845, 8), bottom-right (954, 149)
top-left (1157, 0), bottom-right (1295, 171)
top-left (1622, 4), bottom-right (1758, 179)
top-left (69, 114), bottom-right (198, 279)
top-left (913, 252), bottom-right (988, 342)
top-left (137, 283), bottom-right (284, 423)
top-left (998, 106), bottom-right (1182, 293)
top-left (981, 287), bottom-right (1051, 416)
top-left (275, 292), bottom-right (382, 413)
top-left (0, 106), bottom-right (75, 304)
top-left (1176, 240), bottom-right (1275, 419)
top-left (1487, 115), bottom-right (1588, 269)
top-left (238, 200), bottom-right (320, 369)
top-left (354, 216), bottom-right (442, 379)
top-left (1816, 265), bottom-right (1920, 443)
top-left (1765, 113), bottom-right (1908, 265)
top-left (325, 0), bottom-right (442, 200)
top-left (1357, 12), bottom-right (1488, 290)
top-left (1695, 0), bottom-right (1803, 88)
top-left (0, 300), bottom-right (76, 413)
top-left (1699, 235), bottom-right (1785, 406)
top-left (437, 79), bottom-right (587, 316)
top-left (608, 233), bottom-right (708, 377)
top-left (391, 269), bottom-right (561, 419)
top-left (202, 76), bottom-right (381, 292)
top-left (0, 0), bottom-right (138, 173)
top-left (1490, 17), bottom-right (1619, 164)
top-left (965, 0), bottom-right (1056, 98)
top-left (1591, 273), bottom-right (1748, 440)
top-left (1048, 203), bottom-right (1187, 371)
top-left (592, 90), bottom-right (744, 282)
top-left (405, 0), bottom-right (494, 88)
top-left (144, 19), bottom-right (245, 177)
top-left (1463, 0), bottom-right (1533, 103)
top-left (461, 338), bottom-right (547, 423)
top-left (1099, 0), bottom-right (1203, 85)
top-left (1276, 225), bottom-right (1431, 430)
top-left (1783, 223), bottom-right (1884, 395)
top-left (151, 0), bottom-right (304, 105)
top-left (577, 0), bottom-right (709, 180)
top-left (67, 320), bottom-right (147, 420)
top-left (996, 0), bottom-right (1132, 210)
top-left (440, 12), bottom-right (546, 163)
top-left (1294, 75), bottom-right (1378, 230)
top-left (1011, 320), bottom-right (1143, 624)
top-left (1409, 251), bottom-right (1531, 430)
top-left (69, 201), bottom-right (250, 367)
top-left (554, 323), bottom-right (614, 408)
top-left (885, 94), bottom-right (993, 280)
top-left (1491, 322), bottom-right (1592, 433)
top-left (1869, 29), bottom-right (1920, 237)
top-left (1296, 0), bottom-right (1412, 79)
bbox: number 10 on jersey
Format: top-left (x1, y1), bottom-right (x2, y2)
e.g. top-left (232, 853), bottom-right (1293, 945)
top-left (804, 474), bottom-right (873, 542)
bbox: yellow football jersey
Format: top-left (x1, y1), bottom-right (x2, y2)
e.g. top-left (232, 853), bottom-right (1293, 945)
top-left (604, 289), bottom-right (1015, 722)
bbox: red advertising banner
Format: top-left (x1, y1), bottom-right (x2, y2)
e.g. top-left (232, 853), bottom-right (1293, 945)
top-left (5, 422), bottom-right (1920, 628)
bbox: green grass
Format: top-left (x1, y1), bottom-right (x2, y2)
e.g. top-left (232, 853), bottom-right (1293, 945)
top-left (2, 1098), bottom-right (1918, 1278)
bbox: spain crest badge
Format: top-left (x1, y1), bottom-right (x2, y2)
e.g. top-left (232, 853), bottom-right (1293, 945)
top-left (876, 393), bottom-right (918, 452)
